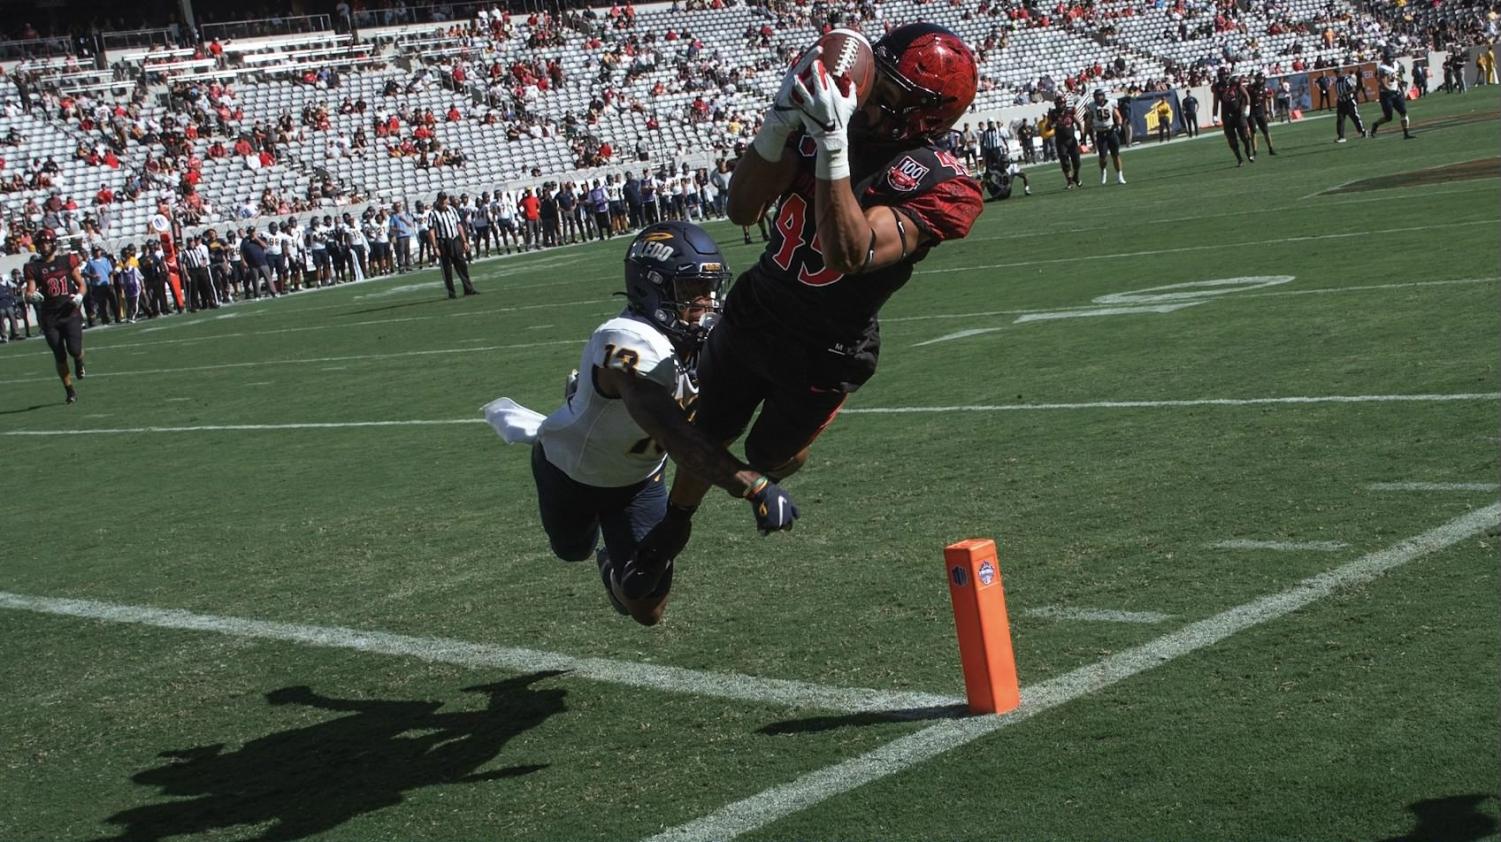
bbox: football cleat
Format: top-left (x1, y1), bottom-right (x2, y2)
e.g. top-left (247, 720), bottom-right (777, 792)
top-left (596, 549), bottom-right (628, 616)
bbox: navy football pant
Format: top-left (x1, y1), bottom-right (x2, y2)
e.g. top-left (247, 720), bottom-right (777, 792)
top-left (530, 442), bottom-right (666, 564)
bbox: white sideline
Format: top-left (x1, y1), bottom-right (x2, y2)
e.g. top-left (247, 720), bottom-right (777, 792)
top-left (644, 503), bottom-right (1501, 842)
top-left (4, 392), bottom-right (1495, 436)
top-left (1210, 539), bottom-right (1349, 552)
top-left (1019, 606), bottom-right (1171, 624)
top-left (1367, 481), bottom-right (1501, 492)
top-left (0, 591), bottom-right (962, 716)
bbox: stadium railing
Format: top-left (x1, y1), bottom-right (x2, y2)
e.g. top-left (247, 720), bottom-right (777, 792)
top-left (200, 15), bottom-right (334, 44)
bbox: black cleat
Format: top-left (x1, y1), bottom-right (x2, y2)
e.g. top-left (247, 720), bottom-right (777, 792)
top-left (464, 288), bottom-right (480, 296)
top-left (596, 549), bottom-right (629, 616)
top-left (74, 361), bottom-right (86, 379)
top-left (65, 386), bottom-right (77, 404)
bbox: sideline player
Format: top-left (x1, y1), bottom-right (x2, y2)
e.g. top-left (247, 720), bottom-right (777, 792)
top-left (620, 23), bottom-right (984, 599)
top-left (483, 221), bottom-right (796, 626)
top-left (1247, 71), bottom-right (1278, 156)
top-left (1212, 67), bottom-right (1254, 166)
top-left (21, 228), bottom-right (87, 404)
top-left (981, 138), bottom-right (1030, 200)
top-left (1085, 89), bottom-right (1126, 184)
top-left (1047, 93), bottom-right (1084, 189)
top-left (1370, 55), bottom-right (1416, 139)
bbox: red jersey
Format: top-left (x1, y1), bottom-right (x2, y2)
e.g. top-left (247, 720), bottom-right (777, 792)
top-left (725, 132), bottom-right (982, 390)
top-left (24, 252), bottom-right (82, 320)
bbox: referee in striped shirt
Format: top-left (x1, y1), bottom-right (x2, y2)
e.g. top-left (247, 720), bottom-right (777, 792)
top-left (180, 235), bottom-right (218, 311)
top-left (427, 191), bottom-right (478, 298)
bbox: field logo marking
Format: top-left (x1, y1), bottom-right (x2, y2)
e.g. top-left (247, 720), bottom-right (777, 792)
top-left (918, 277), bottom-right (1294, 344)
top-left (1093, 276), bottom-right (1296, 306)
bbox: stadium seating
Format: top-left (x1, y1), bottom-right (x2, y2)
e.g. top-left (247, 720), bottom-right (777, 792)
top-left (2, 0), bottom-right (1400, 253)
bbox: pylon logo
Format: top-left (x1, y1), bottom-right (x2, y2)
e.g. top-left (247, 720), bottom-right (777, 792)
top-left (978, 560), bottom-right (996, 586)
top-left (951, 565), bottom-right (969, 587)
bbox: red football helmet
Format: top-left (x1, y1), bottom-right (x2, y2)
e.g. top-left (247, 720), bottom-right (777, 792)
top-left (867, 23), bottom-right (978, 143)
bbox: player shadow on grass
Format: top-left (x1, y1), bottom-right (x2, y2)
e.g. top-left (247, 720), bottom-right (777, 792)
top-left (0, 403), bottom-right (48, 415)
top-left (1377, 794), bottom-right (1497, 842)
top-left (339, 297), bottom-right (452, 317)
top-left (758, 703), bottom-right (969, 735)
top-left (95, 671), bottom-right (567, 842)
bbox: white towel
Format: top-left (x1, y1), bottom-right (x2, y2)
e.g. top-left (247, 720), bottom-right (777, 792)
top-left (481, 397), bottom-right (546, 445)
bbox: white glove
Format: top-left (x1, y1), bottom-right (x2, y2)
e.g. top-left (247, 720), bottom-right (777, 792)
top-left (753, 45), bottom-right (822, 163)
top-left (24, 289), bottom-right (42, 303)
top-left (789, 58), bottom-right (859, 180)
top-left (70, 292), bottom-right (85, 307)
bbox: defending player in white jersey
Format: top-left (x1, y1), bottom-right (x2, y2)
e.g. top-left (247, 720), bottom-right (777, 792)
top-left (483, 221), bottom-right (798, 626)
top-left (1370, 52), bottom-right (1416, 140)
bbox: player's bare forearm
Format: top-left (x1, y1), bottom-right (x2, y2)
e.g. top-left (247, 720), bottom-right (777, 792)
top-left (813, 177), bottom-right (871, 275)
top-left (814, 182), bottom-right (924, 275)
top-left (727, 148), bottom-right (797, 225)
top-left (610, 370), bottom-right (761, 498)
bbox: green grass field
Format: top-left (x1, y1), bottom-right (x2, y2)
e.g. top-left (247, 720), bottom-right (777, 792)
top-left (3, 92), bottom-right (1497, 842)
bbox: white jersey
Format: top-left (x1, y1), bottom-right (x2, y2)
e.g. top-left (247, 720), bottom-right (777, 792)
top-left (537, 313), bottom-right (694, 487)
top-left (1377, 63), bottom-right (1402, 92)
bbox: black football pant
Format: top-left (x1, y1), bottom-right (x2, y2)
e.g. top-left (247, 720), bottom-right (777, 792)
top-left (1183, 113), bottom-right (1198, 136)
top-left (88, 285), bottom-right (120, 325)
top-left (436, 238), bottom-right (474, 295)
top-left (188, 267), bottom-right (216, 310)
top-left (1336, 102), bottom-right (1366, 138)
top-left (1057, 139), bottom-right (1081, 183)
top-left (530, 442), bottom-right (665, 565)
top-left (41, 312), bottom-right (83, 366)
top-left (1222, 119), bottom-right (1252, 160)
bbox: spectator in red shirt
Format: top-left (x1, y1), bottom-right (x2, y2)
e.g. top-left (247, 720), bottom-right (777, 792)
top-left (96, 184), bottom-right (113, 205)
top-left (233, 138), bottom-right (253, 156)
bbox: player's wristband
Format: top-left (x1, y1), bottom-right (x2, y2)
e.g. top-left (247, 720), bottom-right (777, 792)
top-left (752, 112), bottom-right (794, 162)
top-left (742, 475), bottom-right (770, 499)
top-left (815, 144), bottom-right (849, 181)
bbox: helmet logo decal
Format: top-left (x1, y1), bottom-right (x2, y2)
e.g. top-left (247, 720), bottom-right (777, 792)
top-left (631, 241), bottom-right (676, 264)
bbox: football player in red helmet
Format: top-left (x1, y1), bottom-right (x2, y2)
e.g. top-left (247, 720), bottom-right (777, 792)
top-left (21, 228), bottom-right (88, 403)
top-left (617, 23), bottom-right (984, 603)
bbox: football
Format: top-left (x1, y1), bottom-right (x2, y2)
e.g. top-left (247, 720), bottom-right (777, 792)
top-left (812, 28), bottom-right (877, 106)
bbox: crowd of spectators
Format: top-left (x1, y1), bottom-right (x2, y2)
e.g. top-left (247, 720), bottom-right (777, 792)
top-left (0, 0), bottom-right (1491, 268)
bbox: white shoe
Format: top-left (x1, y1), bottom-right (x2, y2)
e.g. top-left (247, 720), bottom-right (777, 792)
top-left (1100, 170), bottom-right (1108, 184)
top-left (1024, 186), bottom-right (1032, 195)
top-left (1336, 137), bottom-right (1348, 143)
top-left (1116, 173), bottom-right (1127, 184)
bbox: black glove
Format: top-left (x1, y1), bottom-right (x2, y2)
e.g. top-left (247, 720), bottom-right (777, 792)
top-left (746, 477), bottom-right (798, 535)
top-left (620, 503), bottom-right (694, 600)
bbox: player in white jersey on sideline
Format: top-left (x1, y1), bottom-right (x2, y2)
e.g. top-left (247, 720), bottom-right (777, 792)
top-left (482, 221), bottom-right (798, 625)
top-left (1370, 51), bottom-right (1416, 140)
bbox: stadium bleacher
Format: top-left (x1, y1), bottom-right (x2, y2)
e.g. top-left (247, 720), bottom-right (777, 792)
top-left (0, 0), bottom-right (1477, 259)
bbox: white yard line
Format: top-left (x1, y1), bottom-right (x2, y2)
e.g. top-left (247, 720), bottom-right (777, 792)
top-left (916, 220), bottom-right (1497, 274)
top-left (1209, 539), bottom-right (1350, 552)
top-left (0, 591), bottom-right (962, 716)
top-left (1019, 606), bottom-right (1171, 624)
top-left (4, 392), bottom-right (1495, 436)
top-left (837, 393), bottom-right (1501, 414)
top-left (645, 503), bottom-right (1501, 842)
top-left (0, 338), bottom-right (581, 386)
top-left (1367, 481), bottom-right (1501, 492)
top-left (87, 299), bottom-right (608, 353)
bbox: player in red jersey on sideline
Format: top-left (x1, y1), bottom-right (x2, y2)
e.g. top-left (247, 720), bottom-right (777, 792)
top-left (21, 228), bottom-right (88, 404)
top-left (619, 23), bottom-right (985, 603)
